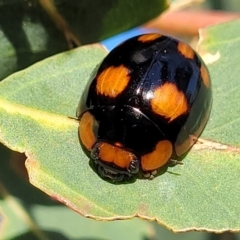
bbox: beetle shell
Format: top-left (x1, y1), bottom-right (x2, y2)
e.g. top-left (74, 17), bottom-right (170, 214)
top-left (77, 33), bottom-right (212, 182)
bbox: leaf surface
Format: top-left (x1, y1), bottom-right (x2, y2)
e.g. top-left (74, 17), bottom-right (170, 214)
top-left (1, 20), bottom-right (240, 232)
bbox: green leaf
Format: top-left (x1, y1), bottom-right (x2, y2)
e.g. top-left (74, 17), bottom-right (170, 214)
top-left (198, 19), bottom-right (240, 145)
top-left (0, 145), bottom-right (155, 240)
top-left (55, 0), bottom-right (168, 42)
top-left (0, 0), bottom-right (168, 80)
top-left (1, 19), bottom-right (240, 233)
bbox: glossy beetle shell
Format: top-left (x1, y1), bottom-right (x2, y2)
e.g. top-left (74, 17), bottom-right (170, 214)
top-left (77, 33), bottom-right (212, 182)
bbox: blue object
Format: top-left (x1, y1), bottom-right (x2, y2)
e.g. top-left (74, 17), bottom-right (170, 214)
top-left (101, 27), bottom-right (159, 51)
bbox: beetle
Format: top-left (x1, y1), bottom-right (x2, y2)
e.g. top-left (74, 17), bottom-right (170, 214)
top-left (77, 33), bottom-right (212, 182)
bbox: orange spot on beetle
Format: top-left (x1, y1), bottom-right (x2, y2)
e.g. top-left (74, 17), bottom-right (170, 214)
top-left (96, 65), bottom-right (130, 98)
top-left (178, 42), bottom-right (195, 59)
top-left (138, 33), bottom-right (162, 42)
top-left (141, 140), bottom-right (173, 171)
top-left (200, 64), bottom-right (211, 89)
top-left (79, 112), bottom-right (98, 150)
top-left (151, 82), bottom-right (189, 122)
top-left (114, 142), bottom-right (123, 147)
top-left (98, 142), bottom-right (136, 169)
